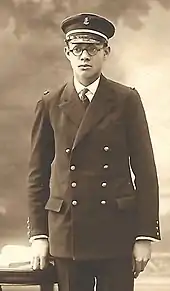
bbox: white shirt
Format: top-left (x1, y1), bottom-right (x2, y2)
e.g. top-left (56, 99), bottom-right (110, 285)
top-left (74, 76), bottom-right (100, 101)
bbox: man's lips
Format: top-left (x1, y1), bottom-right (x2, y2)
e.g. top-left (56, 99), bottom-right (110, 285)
top-left (78, 64), bottom-right (92, 68)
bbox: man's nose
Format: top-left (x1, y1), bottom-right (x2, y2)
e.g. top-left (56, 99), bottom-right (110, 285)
top-left (80, 49), bottom-right (90, 60)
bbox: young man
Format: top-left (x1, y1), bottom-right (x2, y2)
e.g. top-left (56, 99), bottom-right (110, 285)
top-left (27, 13), bottom-right (161, 291)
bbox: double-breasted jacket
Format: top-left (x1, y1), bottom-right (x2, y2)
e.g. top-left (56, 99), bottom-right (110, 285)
top-left (27, 75), bottom-right (161, 259)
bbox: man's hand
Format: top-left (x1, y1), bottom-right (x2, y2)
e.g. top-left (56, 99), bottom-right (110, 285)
top-left (31, 239), bottom-right (49, 270)
top-left (132, 240), bottom-right (151, 278)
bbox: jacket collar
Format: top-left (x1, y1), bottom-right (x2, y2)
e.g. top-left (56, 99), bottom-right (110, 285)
top-left (58, 74), bottom-right (117, 150)
top-left (74, 76), bottom-right (100, 102)
top-left (58, 78), bottom-right (85, 127)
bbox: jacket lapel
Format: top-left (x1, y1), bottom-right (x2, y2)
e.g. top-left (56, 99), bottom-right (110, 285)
top-left (72, 75), bottom-right (116, 150)
top-left (58, 79), bottom-right (85, 127)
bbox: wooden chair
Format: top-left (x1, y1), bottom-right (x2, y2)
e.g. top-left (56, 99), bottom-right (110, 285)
top-left (0, 262), bottom-right (57, 291)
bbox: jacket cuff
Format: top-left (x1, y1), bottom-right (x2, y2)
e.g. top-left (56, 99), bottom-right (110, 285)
top-left (29, 235), bottom-right (49, 244)
top-left (136, 236), bottom-right (159, 242)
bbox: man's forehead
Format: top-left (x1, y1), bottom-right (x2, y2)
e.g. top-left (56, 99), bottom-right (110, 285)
top-left (68, 43), bottom-right (103, 48)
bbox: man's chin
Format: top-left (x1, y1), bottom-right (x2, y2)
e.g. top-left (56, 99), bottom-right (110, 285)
top-left (78, 69), bottom-right (94, 78)
top-left (75, 70), bottom-right (99, 85)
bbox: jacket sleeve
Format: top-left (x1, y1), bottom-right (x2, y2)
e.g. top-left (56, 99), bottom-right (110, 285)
top-left (27, 98), bottom-right (55, 238)
top-left (125, 88), bottom-right (161, 240)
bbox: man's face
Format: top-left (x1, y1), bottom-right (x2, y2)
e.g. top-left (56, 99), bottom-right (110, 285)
top-left (64, 42), bottom-right (110, 85)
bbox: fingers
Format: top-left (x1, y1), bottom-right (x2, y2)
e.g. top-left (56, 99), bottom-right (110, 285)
top-left (31, 255), bottom-right (47, 270)
top-left (132, 240), bottom-right (151, 278)
top-left (30, 239), bottom-right (49, 270)
top-left (133, 258), bottom-right (149, 278)
top-left (40, 255), bottom-right (47, 270)
top-left (31, 256), bottom-right (40, 270)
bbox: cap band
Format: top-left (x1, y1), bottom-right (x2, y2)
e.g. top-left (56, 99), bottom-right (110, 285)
top-left (66, 29), bottom-right (108, 41)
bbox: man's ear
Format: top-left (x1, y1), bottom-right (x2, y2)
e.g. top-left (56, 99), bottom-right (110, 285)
top-left (104, 46), bottom-right (111, 59)
top-left (64, 46), bottom-right (70, 60)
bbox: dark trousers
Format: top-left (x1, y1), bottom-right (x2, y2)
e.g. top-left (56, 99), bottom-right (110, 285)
top-left (55, 257), bottom-right (134, 291)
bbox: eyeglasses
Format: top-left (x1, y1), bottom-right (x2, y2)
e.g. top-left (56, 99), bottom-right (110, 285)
top-left (69, 44), bottom-right (105, 57)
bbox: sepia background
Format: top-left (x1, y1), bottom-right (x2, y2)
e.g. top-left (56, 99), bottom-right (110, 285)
top-left (0, 0), bottom-right (170, 290)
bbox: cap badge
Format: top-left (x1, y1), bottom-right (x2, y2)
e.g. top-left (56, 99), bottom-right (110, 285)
top-left (83, 17), bottom-right (90, 25)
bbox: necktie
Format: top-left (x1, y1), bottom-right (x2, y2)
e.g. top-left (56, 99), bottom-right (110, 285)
top-left (80, 88), bottom-right (90, 109)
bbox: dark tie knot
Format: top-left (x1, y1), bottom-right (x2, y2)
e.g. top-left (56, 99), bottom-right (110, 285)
top-left (80, 88), bottom-right (89, 102)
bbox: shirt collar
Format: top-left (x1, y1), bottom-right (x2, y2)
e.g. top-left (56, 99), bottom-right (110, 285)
top-left (74, 76), bottom-right (100, 101)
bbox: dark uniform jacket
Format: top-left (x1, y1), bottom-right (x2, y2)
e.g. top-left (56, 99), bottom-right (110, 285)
top-left (28, 75), bottom-right (161, 260)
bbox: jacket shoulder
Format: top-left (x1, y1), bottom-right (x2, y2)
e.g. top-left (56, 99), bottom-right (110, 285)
top-left (41, 82), bottom-right (67, 104)
top-left (106, 78), bottom-right (137, 96)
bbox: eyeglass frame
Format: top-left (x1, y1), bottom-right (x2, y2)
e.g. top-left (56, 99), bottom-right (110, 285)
top-left (68, 43), bottom-right (107, 57)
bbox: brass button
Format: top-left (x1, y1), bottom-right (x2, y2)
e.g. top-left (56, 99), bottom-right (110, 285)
top-left (156, 221), bottom-right (159, 224)
top-left (103, 146), bottom-right (109, 151)
top-left (156, 232), bottom-right (159, 236)
top-left (156, 226), bottom-right (159, 230)
top-left (70, 165), bottom-right (76, 171)
top-left (71, 182), bottom-right (77, 188)
top-left (101, 182), bottom-right (107, 187)
top-left (65, 148), bottom-right (70, 153)
top-left (103, 164), bottom-right (109, 169)
top-left (43, 90), bottom-right (50, 95)
top-left (101, 200), bottom-right (106, 205)
top-left (72, 200), bottom-right (78, 206)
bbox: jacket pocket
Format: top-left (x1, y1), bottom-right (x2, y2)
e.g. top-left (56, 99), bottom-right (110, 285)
top-left (116, 195), bottom-right (136, 211)
top-left (45, 197), bottom-right (64, 212)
